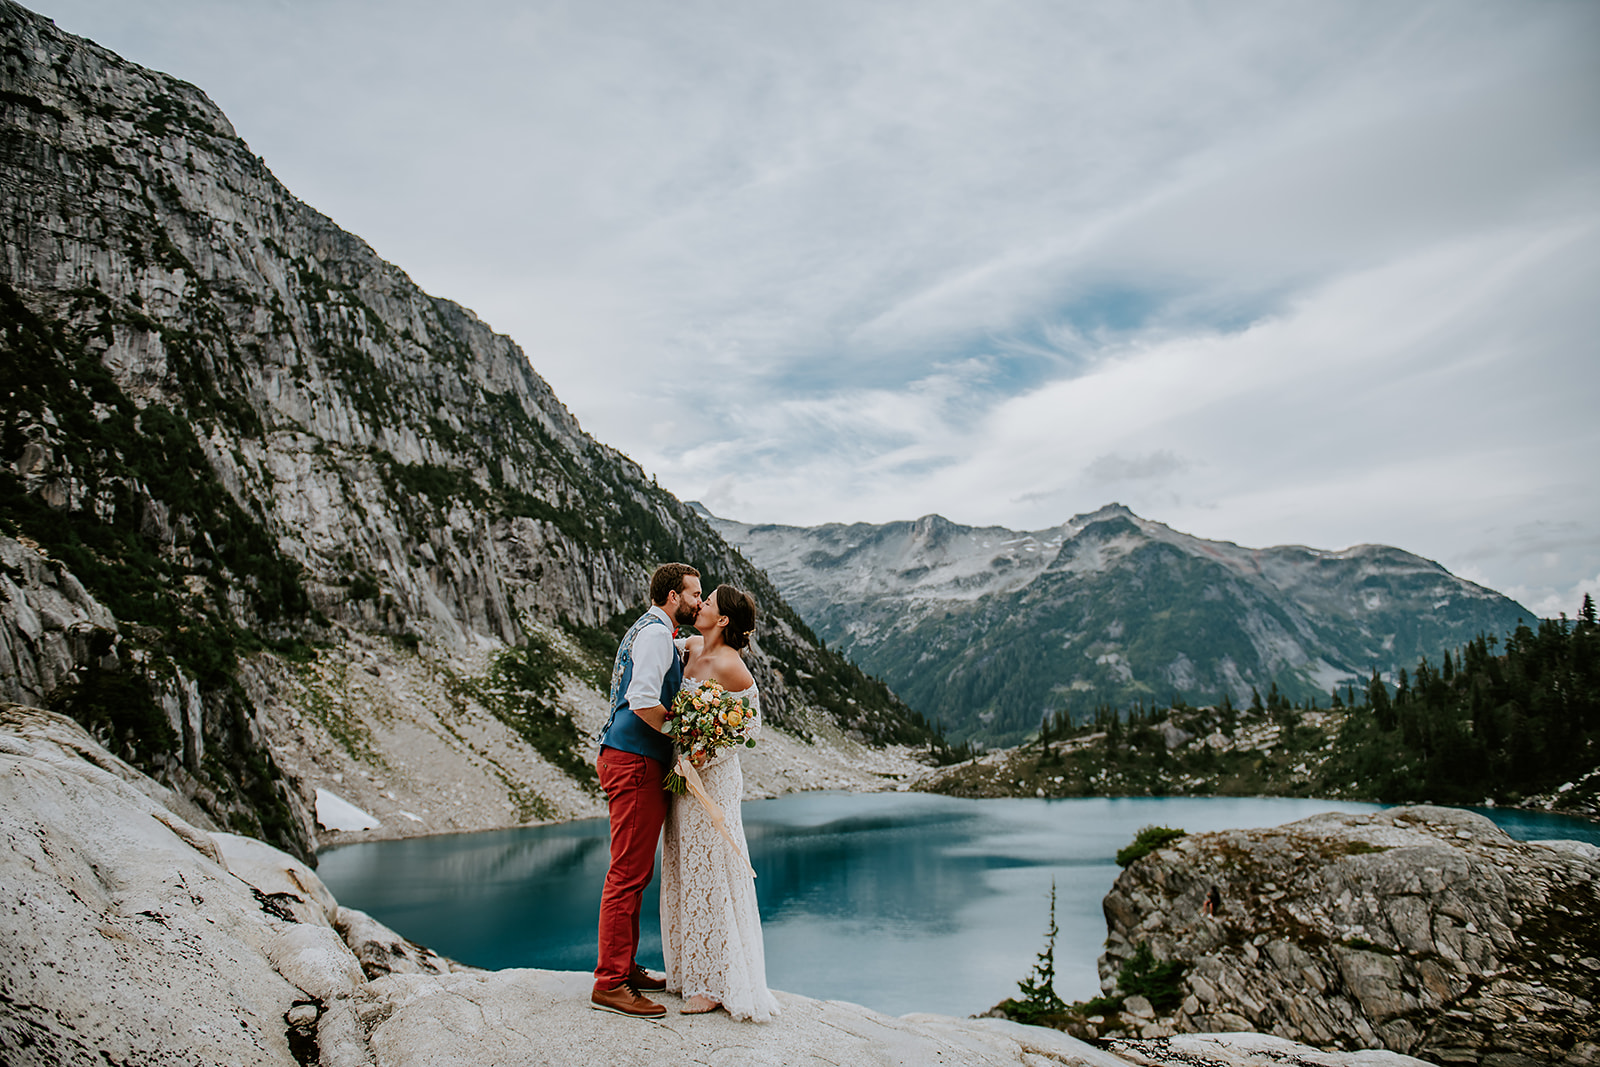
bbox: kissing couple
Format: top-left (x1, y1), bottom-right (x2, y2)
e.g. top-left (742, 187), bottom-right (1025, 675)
top-left (591, 563), bottom-right (781, 1022)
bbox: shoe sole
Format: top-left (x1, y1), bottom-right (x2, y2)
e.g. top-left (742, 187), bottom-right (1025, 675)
top-left (590, 1001), bottom-right (666, 1020)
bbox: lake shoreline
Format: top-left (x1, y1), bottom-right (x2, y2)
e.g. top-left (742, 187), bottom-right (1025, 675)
top-left (315, 779), bottom-right (1600, 858)
top-left (314, 791), bottom-right (1600, 1023)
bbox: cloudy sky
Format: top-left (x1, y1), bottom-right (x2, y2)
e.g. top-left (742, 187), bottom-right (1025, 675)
top-left (31, 0), bottom-right (1600, 616)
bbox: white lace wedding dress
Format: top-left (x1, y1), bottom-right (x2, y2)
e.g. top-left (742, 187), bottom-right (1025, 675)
top-left (660, 680), bottom-right (780, 1021)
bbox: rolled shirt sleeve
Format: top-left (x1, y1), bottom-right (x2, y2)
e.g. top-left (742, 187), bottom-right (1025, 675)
top-left (626, 607), bottom-right (677, 714)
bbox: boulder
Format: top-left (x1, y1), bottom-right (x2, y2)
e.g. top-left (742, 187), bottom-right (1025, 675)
top-left (0, 706), bottom-right (311, 1065)
top-left (0, 536), bottom-right (115, 710)
top-left (215, 829), bottom-right (341, 927)
top-left (336, 906), bottom-right (454, 980)
top-left (1098, 805), bottom-right (1600, 1063)
top-left (266, 924), bottom-right (369, 1001)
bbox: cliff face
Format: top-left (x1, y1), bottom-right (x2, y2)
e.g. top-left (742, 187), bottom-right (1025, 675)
top-left (0, 0), bottom-right (931, 859)
top-left (1097, 805), bottom-right (1600, 1064)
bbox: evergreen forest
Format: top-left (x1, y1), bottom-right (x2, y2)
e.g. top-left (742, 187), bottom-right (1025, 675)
top-left (1328, 596), bottom-right (1599, 805)
top-left (929, 596), bottom-right (1600, 811)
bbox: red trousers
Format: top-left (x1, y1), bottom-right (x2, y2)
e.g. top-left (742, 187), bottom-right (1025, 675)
top-left (594, 746), bottom-right (668, 992)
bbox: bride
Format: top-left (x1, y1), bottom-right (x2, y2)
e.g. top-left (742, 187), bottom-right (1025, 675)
top-left (660, 583), bottom-right (781, 1021)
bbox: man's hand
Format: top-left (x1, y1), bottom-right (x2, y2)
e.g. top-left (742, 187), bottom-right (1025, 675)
top-left (634, 704), bottom-right (668, 732)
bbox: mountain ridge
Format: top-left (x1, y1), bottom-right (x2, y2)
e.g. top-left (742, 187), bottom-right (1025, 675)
top-left (700, 502), bottom-right (1532, 746)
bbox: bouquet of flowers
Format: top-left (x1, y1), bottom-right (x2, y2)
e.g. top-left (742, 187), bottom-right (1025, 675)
top-left (662, 680), bottom-right (757, 795)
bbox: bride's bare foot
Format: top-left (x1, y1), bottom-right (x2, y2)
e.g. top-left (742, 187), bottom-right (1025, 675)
top-left (681, 995), bottom-right (721, 1014)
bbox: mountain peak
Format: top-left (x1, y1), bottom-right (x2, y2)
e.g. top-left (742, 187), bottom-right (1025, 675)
top-left (704, 504), bottom-right (1533, 747)
top-left (1070, 502), bottom-right (1139, 525)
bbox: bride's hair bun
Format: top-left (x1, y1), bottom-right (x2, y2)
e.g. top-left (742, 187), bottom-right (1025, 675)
top-left (716, 584), bottom-right (759, 650)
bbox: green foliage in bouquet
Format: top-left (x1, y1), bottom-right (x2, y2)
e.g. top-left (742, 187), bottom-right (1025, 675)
top-left (662, 680), bottom-right (757, 795)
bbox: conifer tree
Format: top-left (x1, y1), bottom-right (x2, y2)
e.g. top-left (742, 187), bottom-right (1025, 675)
top-left (1012, 880), bottom-right (1067, 1020)
top-left (1329, 599), bottom-right (1599, 803)
top-left (1217, 692), bottom-right (1237, 733)
top-left (1368, 669), bottom-right (1394, 731)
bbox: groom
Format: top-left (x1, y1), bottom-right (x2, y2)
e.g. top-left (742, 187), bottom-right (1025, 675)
top-left (591, 562), bottom-right (702, 1018)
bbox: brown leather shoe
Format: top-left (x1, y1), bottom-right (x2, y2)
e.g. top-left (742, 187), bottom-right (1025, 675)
top-left (591, 983), bottom-right (666, 1019)
top-left (629, 965), bottom-right (666, 992)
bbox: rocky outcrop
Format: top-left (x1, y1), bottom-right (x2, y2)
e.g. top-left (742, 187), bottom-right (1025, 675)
top-left (1103, 1033), bottom-right (1432, 1066)
top-left (1523, 767), bottom-right (1600, 823)
top-left (0, 531), bottom-right (317, 851)
top-left (0, 532), bottom-right (115, 706)
top-left (2, 701), bottom-right (1427, 1067)
top-left (0, 0), bottom-right (934, 857)
top-left (0, 703), bottom-right (359, 1065)
top-left (1097, 805), bottom-right (1600, 1064)
top-left (920, 706), bottom-right (1362, 804)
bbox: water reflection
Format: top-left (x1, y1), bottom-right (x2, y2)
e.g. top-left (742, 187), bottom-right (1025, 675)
top-left (751, 802), bottom-right (994, 933)
top-left (318, 821), bottom-right (621, 973)
top-left (317, 793), bottom-right (1598, 1018)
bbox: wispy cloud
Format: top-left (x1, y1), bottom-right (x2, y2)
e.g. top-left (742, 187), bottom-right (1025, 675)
top-left (1085, 451), bottom-right (1188, 486)
top-left (33, 0), bottom-right (1600, 608)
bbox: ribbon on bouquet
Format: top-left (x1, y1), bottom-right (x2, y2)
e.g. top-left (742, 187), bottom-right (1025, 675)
top-left (676, 756), bottom-right (757, 879)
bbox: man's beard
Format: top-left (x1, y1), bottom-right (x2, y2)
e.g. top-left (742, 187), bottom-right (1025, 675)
top-left (673, 602), bottom-right (698, 627)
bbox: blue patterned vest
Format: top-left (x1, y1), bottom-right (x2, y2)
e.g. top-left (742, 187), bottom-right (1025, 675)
top-left (598, 611), bottom-right (680, 765)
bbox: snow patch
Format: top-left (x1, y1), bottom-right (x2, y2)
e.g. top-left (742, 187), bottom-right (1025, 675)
top-left (1305, 658), bottom-right (1356, 692)
top-left (315, 788), bottom-right (381, 831)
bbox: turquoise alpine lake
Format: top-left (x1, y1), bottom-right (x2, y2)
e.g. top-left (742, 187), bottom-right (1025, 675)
top-left (316, 793), bottom-right (1599, 1018)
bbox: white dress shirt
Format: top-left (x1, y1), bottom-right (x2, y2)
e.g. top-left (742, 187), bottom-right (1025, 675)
top-left (625, 604), bottom-right (678, 713)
